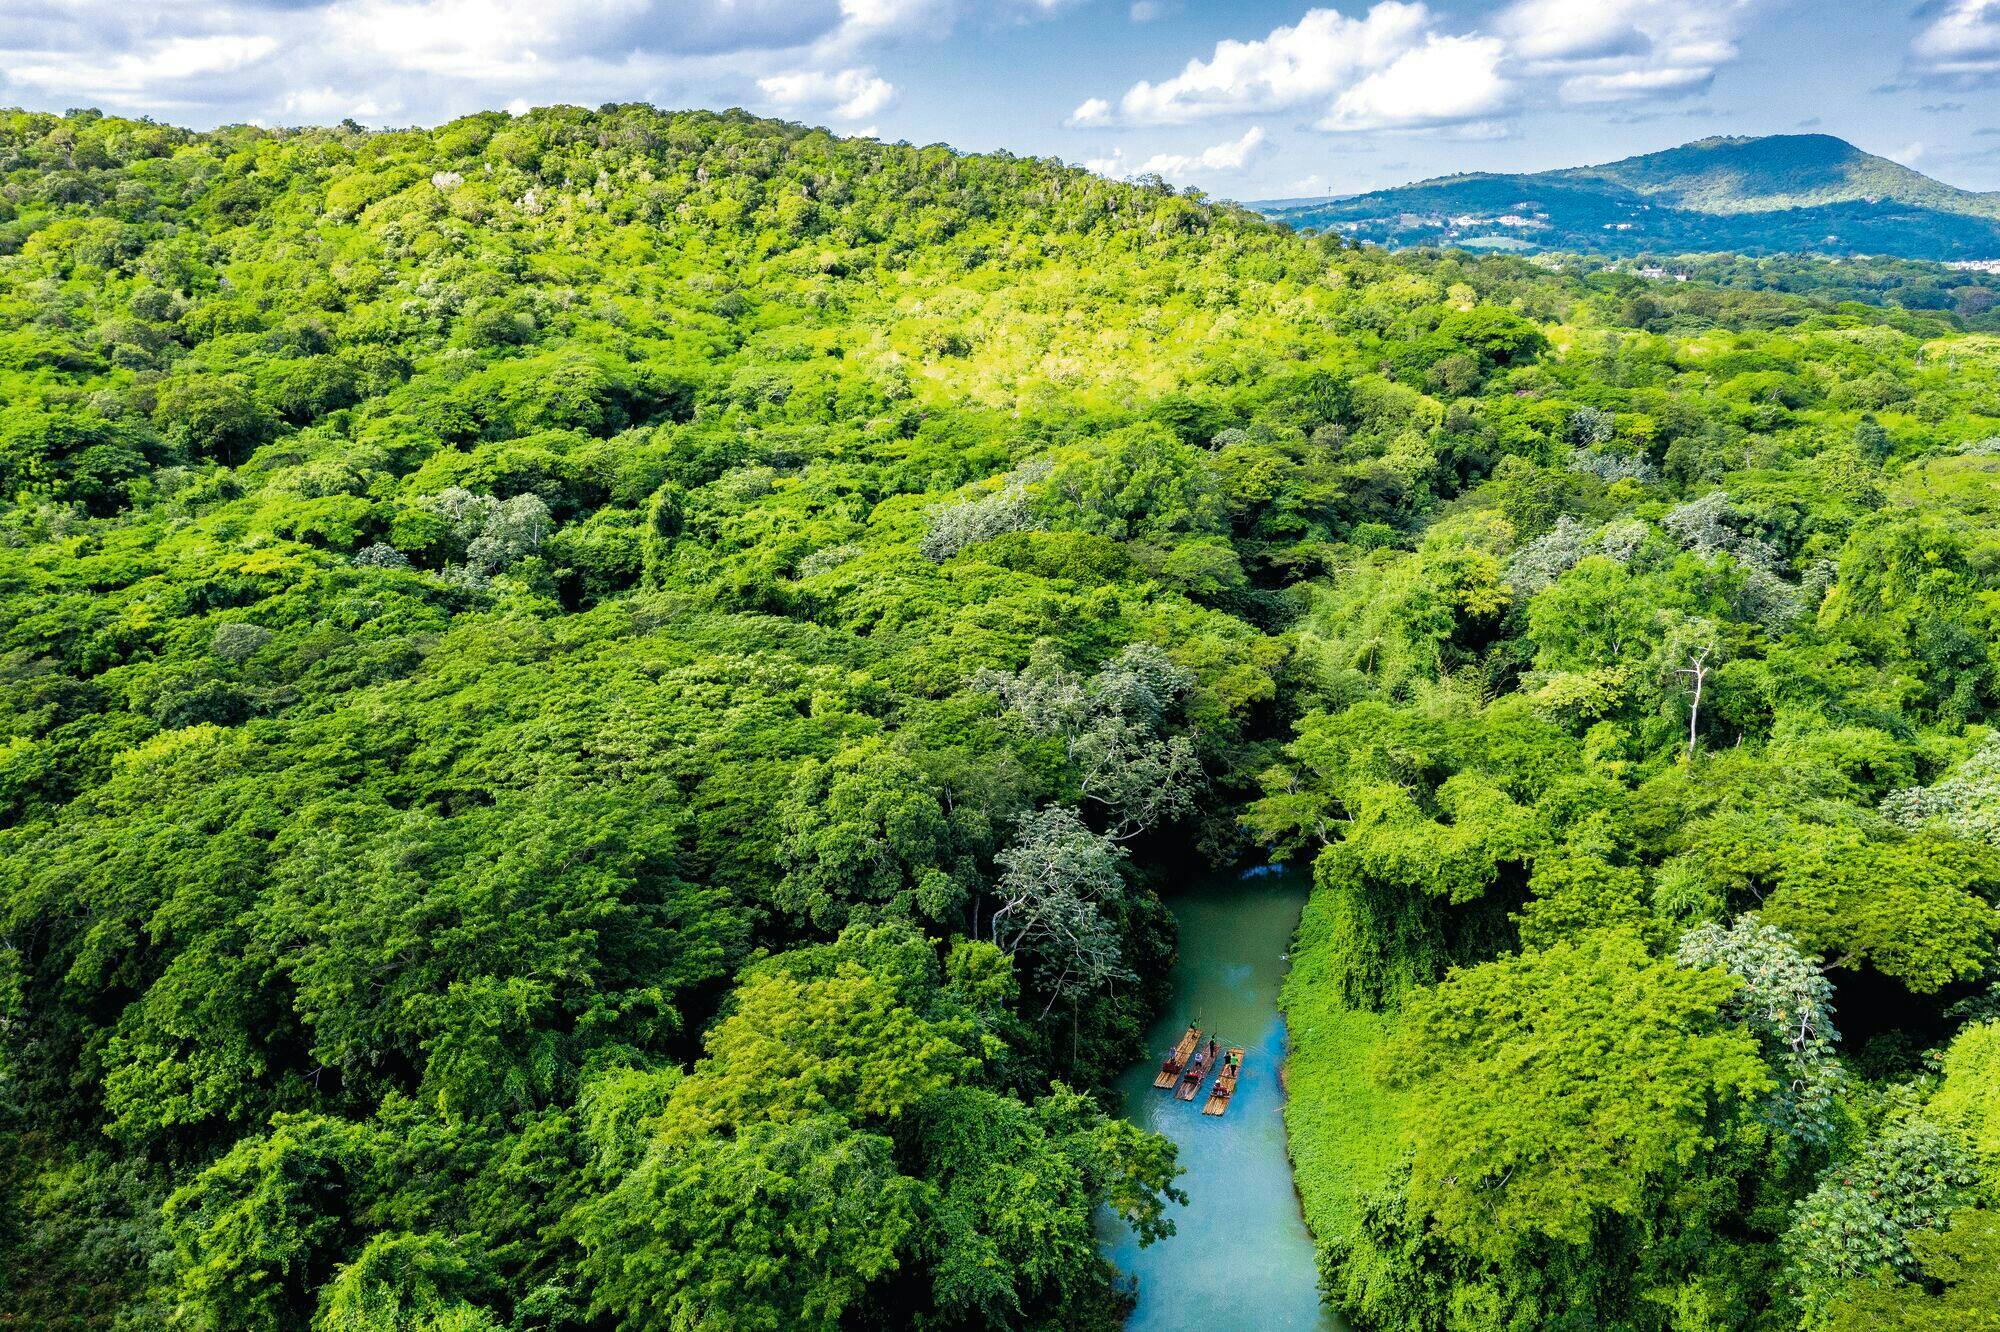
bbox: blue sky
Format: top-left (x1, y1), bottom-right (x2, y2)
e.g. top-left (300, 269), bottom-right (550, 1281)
top-left (5, 1), bottom-right (1998, 197)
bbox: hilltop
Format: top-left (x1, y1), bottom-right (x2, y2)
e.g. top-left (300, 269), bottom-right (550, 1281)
top-left (1256, 133), bottom-right (2000, 259)
top-left (1559, 134), bottom-right (2000, 217)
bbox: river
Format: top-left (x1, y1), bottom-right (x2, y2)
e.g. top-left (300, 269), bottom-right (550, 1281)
top-left (1099, 866), bottom-right (1345, 1331)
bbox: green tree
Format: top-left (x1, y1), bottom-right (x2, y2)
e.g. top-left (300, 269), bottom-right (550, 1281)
top-left (1824, 1209), bottom-right (2000, 1331)
top-left (155, 374), bottom-right (278, 465)
top-left (777, 740), bottom-right (973, 930)
top-left (162, 1115), bottom-right (368, 1332)
top-left (1784, 1119), bottom-right (1982, 1324)
top-left (1375, 930), bottom-right (1771, 1257)
top-left (579, 1115), bottom-right (922, 1332)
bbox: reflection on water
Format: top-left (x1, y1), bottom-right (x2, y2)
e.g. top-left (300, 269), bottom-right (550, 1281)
top-left (1100, 868), bottom-right (1345, 1332)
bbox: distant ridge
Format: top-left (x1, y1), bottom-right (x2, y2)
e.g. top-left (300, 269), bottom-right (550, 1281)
top-left (1253, 134), bottom-right (2000, 259)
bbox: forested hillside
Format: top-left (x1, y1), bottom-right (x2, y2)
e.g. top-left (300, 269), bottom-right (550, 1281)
top-left (1560, 134), bottom-right (2000, 218)
top-left (1256, 134), bottom-right (2000, 261)
top-left (1559, 253), bottom-right (2000, 334)
top-left (0, 105), bottom-right (1997, 1332)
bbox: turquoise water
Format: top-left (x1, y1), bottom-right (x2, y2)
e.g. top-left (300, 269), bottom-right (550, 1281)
top-left (1101, 868), bottom-right (1344, 1331)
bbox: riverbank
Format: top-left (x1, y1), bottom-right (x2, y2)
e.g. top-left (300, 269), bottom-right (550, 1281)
top-left (1279, 996), bottom-right (1399, 1298)
top-left (1101, 868), bottom-right (1343, 1331)
top-left (1277, 874), bottom-right (1408, 1323)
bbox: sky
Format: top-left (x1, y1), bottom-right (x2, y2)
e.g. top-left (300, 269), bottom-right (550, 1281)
top-left (4, 1), bottom-right (1999, 200)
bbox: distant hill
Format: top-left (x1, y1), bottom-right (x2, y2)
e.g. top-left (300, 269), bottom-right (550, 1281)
top-left (1254, 135), bottom-right (2000, 259)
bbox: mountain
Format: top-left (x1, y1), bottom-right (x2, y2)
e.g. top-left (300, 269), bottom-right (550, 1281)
top-left (1254, 134), bottom-right (2000, 259)
top-left (1557, 133), bottom-right (2000, 216)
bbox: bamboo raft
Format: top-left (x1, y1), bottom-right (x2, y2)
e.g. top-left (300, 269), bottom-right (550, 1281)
top-left (1202, 1047), bottom-right (1245, 1116)
top-left (1152, 1025), bottom-right (1201, 1090)
top-left (1176, 1038), bottom-right (1219, 1101)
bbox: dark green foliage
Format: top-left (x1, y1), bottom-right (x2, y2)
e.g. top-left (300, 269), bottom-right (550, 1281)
top-left (1782, 1119), bottom-right (1981, 1322)
top-left (1824, 1208), bottom-right (2000, 1330)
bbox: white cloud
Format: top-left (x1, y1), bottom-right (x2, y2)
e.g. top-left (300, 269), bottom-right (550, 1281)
top-left (325, 0), bottom-right (848, 76)
top-left (282, 85), bottom-right (390, 120)
top-left (1087, 125), bottom-right (1271, 180)
top-left (1067, 96), bottom-right (1111, 127)
top-left (1319, 33), bottom-right (1508, 130)
top-left (1913, 0), bottom-right (2000, 80)
top-left (828, 0), bottom-right (1076, 47)
top-left (0, 0), bottom-right (1065, 127)
top-left (7, 33), bottom-right (278, 96)
top-left (0, 0), bottom-right (871, 121)
top-left (325, 0), bottom-right (583, 81)
top-left (1557, 65), bottom-right (1714, 103)
top-left (1084, 0), bottom-right (1755, 138)
top-left (1152, 123), bottom-right (1268, 172)
top-left (836, 0), bottom-right (956, 40)
top-left (1115, 4), bottom-right (1434, 124)
top-left (1498, 0), bottom-right (1650, 64)
top-left (1497, 0), bottom-right (1750, 103)
top-left (0, 0), bottom-right (1089, 125)
top-left (758, 66), bottom-right (896, 119)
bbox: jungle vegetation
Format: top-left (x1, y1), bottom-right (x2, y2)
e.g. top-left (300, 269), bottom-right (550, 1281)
top-left (0, 104), bottom-right (1996, 1331)
top-left (1559, 252), bottom-right (2000, 335)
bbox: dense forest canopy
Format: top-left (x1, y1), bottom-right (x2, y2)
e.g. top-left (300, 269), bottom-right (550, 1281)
top-left (1556, 252), bottom-right (2000, 334)
top-left (0, 103), bottom-right (1997, 1332)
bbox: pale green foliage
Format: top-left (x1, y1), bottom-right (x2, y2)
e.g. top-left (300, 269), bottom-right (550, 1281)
top-left (1567, 406), bottom-right (1616, 446)
top-left (1882, 734), bottom-right (2000, 846)
top-left (1504, 514), bottom-right (1593, 598)
top-left (988, 806), bottom-right (1132, 1009)
top-left (1677, 913), bottom-right (1843, 1149)
top-left (921, 466), bottom-right (1044, 562)
top-left (1932, 1021), bottom-right (2000, 1158)
top-left (414, 487), bottom-right (550, 586)
top-left (1663, 491), bottom-right (1782, 571)
top-left (352, 542), bottom-right (411, 568)
top-left (976, 642), bottom-right (1202, 840)
top-left (209, 622), bottom-right (274, 661)
top-left (1570, 445), bottom-right (1657, 483)
top-left (1784, 1119), bottom-right (1982, 1323)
